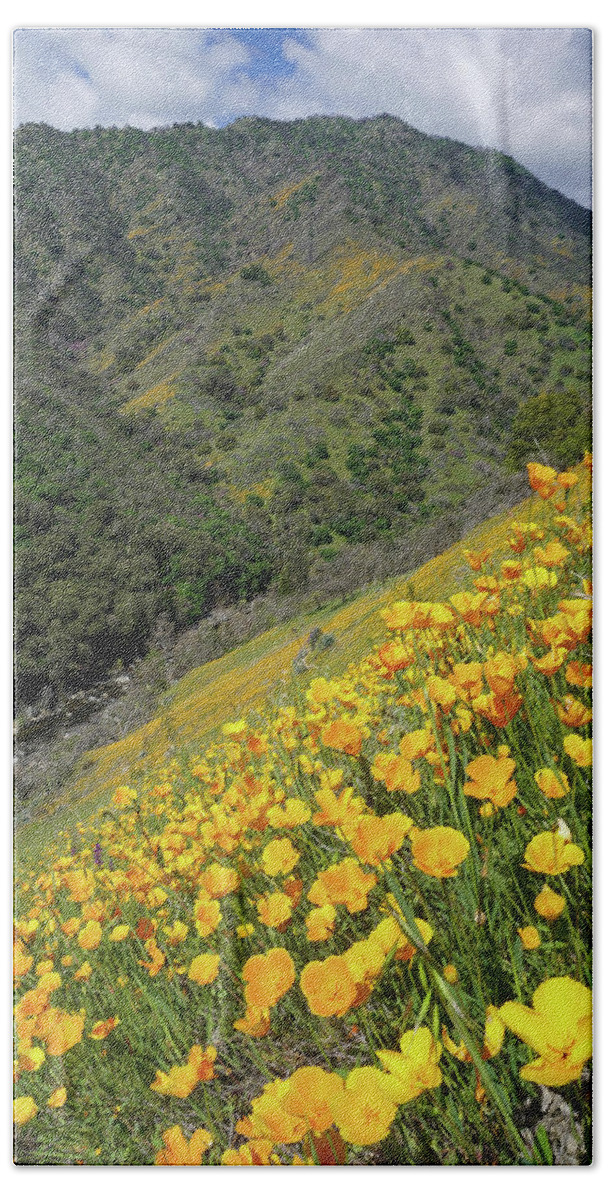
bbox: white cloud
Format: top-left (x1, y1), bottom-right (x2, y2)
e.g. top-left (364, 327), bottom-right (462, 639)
top-left (13, 29), bottom-right (255, 129)
top-left (13, 27), bottom-right (592, 205)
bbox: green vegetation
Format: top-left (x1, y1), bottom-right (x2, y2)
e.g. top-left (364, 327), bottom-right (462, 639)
top-left (505, 390), bottom-right (592, 471)
top-left (14, 115), bottom-right (591, 706)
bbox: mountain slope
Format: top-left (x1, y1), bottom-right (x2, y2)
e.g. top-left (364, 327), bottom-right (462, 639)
top-left (17, 484), bottom-right (546, 864)
top-left (14, 115), bottom-right (591, 705)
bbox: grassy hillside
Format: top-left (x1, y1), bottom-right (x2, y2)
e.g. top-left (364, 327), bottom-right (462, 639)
top-left (15, 116), bottom-right (591, 704)
top-left (17, 485), bottom-right (544, 866)
top-left (13, 461), bottom-right (592, 1164)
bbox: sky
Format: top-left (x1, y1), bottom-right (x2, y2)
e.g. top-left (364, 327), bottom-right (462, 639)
top-left (13, 27), bottom-right (593, 207)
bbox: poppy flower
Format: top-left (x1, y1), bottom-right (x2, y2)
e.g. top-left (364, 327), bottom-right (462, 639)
top-left (377, 640), bottom-right (415, 674)
top-left (237, 1078), bottom-right (308, 1145)
top-left (473, 689), bottom-right (523, 729)
top-left (501, 560), bottom-right (523, 582)
top-left (534, 768), bottom-right (570, 799)
top-left (233, 1007), bottom-right (271, 1038)
top-left (555, 695), bottom-right (592, 728)
top-left (199, 863), bottom-right (240, 897)
top-left (464, 549), bottom-right (490, 571)
top-left (242, 947), bottom-right (295, 1008)
top-left (221, 1139), bottom-right (275, 1165)
top-left (150, 1044), bottom-right (216, 1098)
top-left (399, 727), bottom-right (435, 759)
top-left (523, 830), bottom-right (584, 875)
top-left (283, 1066), bottom-right (345, 1134)
top-left (463, 754), bottom-right (517, 811)
top-left (14, 1096), bottom-right (38, 1125)
top-left (321, 718), bottom-right (363, 757)
top-left (371, 753), bottom-right (421, 794)
top-left (155, 1125), bottom-right (213, 1165)
top-left (308, 858), bottom-right (377, 913)
top-left (300, 956), bottom-right (358, 1017)
top-left (188, 953), bottom-right (221, 986)
top-left (34, 1008), bottom-right (85, 1056)
top-left (14, 940), bottom-right (33, 979)
top-left (376, 1027), bottom-right (443, 1104)
top-left (305, 904), bottom-right (336, 942)
top-left (449, 592), bottom-right (491, 627)
top-left (193, 894), bottom-right (222, 937)
top-left (518, 926), bottom-right (541, 950)
top-left (349, 812), bottom-right (413, 865)
top-left (527, 462), bottom-right (558, 499)
top-left (77, 920), bottom-right (103, 951)
top-left (565, 661), bottom-right (592, 689)
top-left (500, 976), bottom-right (591, 1085)
top-left (522, 567), bottom-right (557, 590)
top-left (409, 826), bottom-right (470, 878)
top-left (532, 647), bottom-right (568, 676)
top-left (261, 837), bottom-right (300, 877)
top-left (563, 733), bottom-right (592, 768)
top-left (329, 1066), bottom-right (397, 1145)
top-left (534, 884), bottom-right (566, 920)
top-left (256, 891), bottom-right (294, 929)
top-left (108, 924), bottom-right (130, 942)
top-left (534, 540), bottom-right (570, 568)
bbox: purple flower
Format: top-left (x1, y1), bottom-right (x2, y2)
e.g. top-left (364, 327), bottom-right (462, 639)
top-left (94, 843), bottom-right (102, 866)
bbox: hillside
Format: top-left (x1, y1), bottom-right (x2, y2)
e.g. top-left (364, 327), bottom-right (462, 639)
top-left (13, 462), bottom-right (592, 1164)
top-left (14, 115), bottom-right (591, 705)
top-left (16, 483), bottom-right (545, 864)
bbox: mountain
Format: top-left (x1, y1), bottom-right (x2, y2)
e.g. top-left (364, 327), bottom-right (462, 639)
top-left (14, 114), bottom-right (591, 706)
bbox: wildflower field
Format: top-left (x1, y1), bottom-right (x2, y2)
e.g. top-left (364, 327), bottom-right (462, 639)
top-left (13, 460), bottom-right (592, 1166)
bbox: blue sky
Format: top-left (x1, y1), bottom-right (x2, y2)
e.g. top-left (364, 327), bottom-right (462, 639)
top-left (13, 27), bottom-right (592, 206)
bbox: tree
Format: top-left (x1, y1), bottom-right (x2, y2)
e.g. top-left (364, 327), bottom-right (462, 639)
top-left (505, 390), bottom-right (591, 471)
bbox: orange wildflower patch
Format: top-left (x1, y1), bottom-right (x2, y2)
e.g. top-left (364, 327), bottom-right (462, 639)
top-left (527, 462), bottom-right (558, 499)
top-left (321, 718), bottom-right (363, 757)
top-left (472, 688), bottom-right (523, 728)
top-left (371, 752), bottom-right (421, 793)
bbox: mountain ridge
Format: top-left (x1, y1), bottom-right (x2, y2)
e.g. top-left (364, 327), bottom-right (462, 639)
top-left (14, 113), bottom-right (591, 706)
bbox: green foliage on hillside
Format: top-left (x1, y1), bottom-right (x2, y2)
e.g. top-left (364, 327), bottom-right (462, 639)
top-left (14, 115), bottom-right (591, 705)
top-left (505, 390), bottom-right (591, 472)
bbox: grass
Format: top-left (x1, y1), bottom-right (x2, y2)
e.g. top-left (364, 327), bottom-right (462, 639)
top-left (17, 493), bottom-right (540, 870)
top-left (13, 462), bottom-right (592, 1165)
